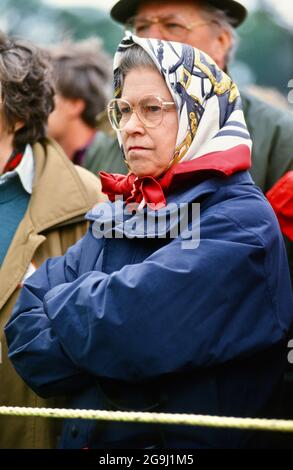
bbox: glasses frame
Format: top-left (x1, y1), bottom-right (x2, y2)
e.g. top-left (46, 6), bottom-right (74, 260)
top-left (125, 14), bottom-right (213, 39)
top-left (107, 94), bottom-right (175, 131)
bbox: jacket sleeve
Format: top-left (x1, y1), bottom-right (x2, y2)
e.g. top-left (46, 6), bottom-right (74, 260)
top-left (5, 236), bottom-right (94, 397)
top-left (241, 91), bottom-right (293, 191)
top-left (5, 211), bottom-right (292, 394)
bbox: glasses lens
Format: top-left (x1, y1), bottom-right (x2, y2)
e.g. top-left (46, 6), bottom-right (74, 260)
top-left (108, 96), bottom-right (165, 130)
top-left (127, 16), bottom-right (155, 36)
top-left (136, 21), bottom-right (153, 37)
top-left (131, 15), bottom-right (188, 40)
top-left (138, 96), bottom-right (163, 127)
top-left (160, 19), bottom-right (187, 39)
top-left (108, 99), bottom-right (131, 130)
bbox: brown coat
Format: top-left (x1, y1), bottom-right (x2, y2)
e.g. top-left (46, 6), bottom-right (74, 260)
top-left (0, 139), bottom-right (104, 448)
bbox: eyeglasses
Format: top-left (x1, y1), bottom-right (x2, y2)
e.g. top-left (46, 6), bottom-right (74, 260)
top-left (125, 14), bottom-right (213, 41)
top-left (107, 94), bottom-right (175, 131)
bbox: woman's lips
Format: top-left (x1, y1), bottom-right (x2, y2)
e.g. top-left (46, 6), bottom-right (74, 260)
top-left (128, 147), bottom-right (152, 157)
top-left (128, 146), bottom-right (149, 151)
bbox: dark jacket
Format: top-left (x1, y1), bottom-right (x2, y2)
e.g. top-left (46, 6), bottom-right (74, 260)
top-left (241, 91), bottom-right (293, 192)
top-left (5, 171), bottom-right (293, 449)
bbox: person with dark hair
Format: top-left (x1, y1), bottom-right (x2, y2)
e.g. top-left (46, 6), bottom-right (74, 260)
top-left (6, 35), bottom-right (293, 449)
top-left (0, 33), bottom-right (103, 449)
top-left (47, 38), bottom-right (127, 175)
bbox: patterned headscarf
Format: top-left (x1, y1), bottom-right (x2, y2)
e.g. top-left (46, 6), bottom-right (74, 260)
top-left (100, 34), bottom-right (252, 208)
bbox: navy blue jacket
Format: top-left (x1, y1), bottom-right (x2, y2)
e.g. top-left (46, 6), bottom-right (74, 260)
top-left (5, 171), bottom-right (293, 448)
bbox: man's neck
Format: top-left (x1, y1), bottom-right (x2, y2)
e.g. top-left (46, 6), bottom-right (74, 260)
top-left (57, 120), bottom-right (96, 162)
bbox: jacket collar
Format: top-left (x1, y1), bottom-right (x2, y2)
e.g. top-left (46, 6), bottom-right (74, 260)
top-left (0, 144), bottom-right (34, 194)
top-left (28, 139), bottom-right (94, 233)
top-left (13, 144), bottom-right (34, 194)
top-left (0, 139), bottom-right (92, 310)
top-left (87, 171), bottom-right (253, 239)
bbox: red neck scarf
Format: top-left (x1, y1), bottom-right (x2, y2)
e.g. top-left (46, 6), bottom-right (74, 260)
top-left (100, 144), bottom-right (251, 210)
top-left (3, 150), bottom-right (24, 174)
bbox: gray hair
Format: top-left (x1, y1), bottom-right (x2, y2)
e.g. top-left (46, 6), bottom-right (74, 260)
top-left (118, 44), bottom-right (157, 80)
top-left (198, 2), bottom-right (239, 65)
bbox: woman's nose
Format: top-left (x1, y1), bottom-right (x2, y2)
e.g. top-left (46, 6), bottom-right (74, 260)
top-left (123, 111), bottom-right (145, 134)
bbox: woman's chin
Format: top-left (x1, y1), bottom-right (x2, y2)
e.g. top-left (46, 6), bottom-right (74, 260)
top-left (130, 164), bottom-right (156, 179)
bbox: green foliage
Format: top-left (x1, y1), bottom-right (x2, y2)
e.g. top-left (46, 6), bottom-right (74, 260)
top-left (237, 9), bottom-right (293, 93)
top-left (1, 0), bottom-right (292, 92)
top-left (52, 8), bottom-right (123, 55)
top-left (0, 0), bottom-right (123, 55)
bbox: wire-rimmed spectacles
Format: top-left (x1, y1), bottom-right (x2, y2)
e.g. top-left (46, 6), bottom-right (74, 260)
top-left (107, 94), bottom-right (175, 131)
top-left (125, 14), bottom-right (213, 41)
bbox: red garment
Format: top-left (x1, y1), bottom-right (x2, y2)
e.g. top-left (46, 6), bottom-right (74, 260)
top-left (266, 171), bottom-right (293, 241)
top-left (3, 151), bottom-right (23, 174)
top-left (100, 144), bottom-right (251, 210)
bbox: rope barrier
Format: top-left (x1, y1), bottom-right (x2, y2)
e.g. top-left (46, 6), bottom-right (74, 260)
top-left (0, 406), bottom-right (293, 432)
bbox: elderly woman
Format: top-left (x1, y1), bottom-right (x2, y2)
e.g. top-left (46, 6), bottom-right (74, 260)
top-left (5, 35), bottom-right (293, 449)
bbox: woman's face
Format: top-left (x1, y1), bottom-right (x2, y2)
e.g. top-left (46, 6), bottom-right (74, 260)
top-left (120, 67), bottom-right (178, 179)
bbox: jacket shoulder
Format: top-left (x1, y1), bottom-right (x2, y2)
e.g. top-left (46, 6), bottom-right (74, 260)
top-left (32, 139), bottom-right (107, 222)
top-left (241, 90), bottom-right (293, 129)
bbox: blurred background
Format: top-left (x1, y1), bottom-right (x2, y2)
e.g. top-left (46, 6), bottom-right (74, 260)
top-left (1, 0), bottom-right (292, 105)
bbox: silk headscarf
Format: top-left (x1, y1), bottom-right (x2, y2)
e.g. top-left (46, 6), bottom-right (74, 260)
top-left (100, 34), bottom-right (252, 208)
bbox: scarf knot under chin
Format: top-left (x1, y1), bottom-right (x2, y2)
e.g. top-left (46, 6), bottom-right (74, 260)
top-left (99, 144), bottom-right (252, 211)
top-left (99, 171), bottom-right (167, 210)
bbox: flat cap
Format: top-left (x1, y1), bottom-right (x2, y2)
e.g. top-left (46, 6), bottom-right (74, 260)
top-left (110, 0), bottom-right (247, 28)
